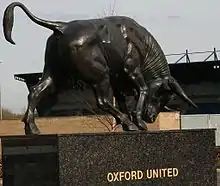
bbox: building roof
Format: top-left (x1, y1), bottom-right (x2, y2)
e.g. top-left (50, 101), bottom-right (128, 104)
top-left (169, 60), bottom-right (220, 84)
top-left (14, 72), bottom-right (42, 83)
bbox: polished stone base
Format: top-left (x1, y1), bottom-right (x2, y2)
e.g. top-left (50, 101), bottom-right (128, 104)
top-left (218, 170), bottom-right (220, 185)
top-left (2, 135), bottom-right (58, 186)
top-left (1, 129), bottom-right (217, 186)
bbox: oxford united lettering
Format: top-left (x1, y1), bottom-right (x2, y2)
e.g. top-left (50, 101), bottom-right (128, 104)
top-left (107, 168), bottom-right (179, 182)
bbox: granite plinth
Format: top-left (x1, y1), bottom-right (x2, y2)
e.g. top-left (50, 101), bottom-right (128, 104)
top-left (58, 129), bottom-right (216, 186)
top-left (2, 135), bottom-right (58, 186)
top-left (1, 129), bottom-right (217, 186)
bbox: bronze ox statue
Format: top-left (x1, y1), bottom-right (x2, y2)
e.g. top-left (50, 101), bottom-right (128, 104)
top-left (3, 2), bottom-right (197, 135)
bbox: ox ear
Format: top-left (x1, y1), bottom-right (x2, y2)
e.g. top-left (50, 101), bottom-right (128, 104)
top-left (98, 25), bottom-right (111, 44)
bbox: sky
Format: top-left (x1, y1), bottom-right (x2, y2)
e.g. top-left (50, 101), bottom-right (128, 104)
top-left (1, 0), bottom-right (220, 113)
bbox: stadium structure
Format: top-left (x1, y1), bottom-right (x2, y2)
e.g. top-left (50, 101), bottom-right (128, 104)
top-left (168, 48), bottom-right (220, 114)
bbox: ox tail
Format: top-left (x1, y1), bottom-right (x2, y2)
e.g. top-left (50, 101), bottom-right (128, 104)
top-left (3, 2), bottom-right (66, 45)
top-left (168, 77), bottom-right (198, 108)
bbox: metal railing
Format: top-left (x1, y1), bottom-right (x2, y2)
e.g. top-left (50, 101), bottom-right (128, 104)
top-left (166, 48), bottom-right (220, 64)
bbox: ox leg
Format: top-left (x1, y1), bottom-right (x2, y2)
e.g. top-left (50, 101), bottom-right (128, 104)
top-left (22, 73), bottom-right (54, 135)
top-left (124, 61), bottom-right (148, 130)
top-left (143, 79), bottom-right (163, 123)
top-left (92, 76), bottom-right (139, 131)
top-left (112, 90), bottom-right (133, 131)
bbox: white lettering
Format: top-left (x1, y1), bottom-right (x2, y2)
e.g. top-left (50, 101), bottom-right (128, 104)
top-left (131, 171), bottom-right (137, 180)
top-left (153, 169), bottom-right (159, 178)
top-left (107, 173), bottom-right (114, 182)
top-left (173, 168), bottom-right (179, 177)
top-left (146, 170), bottom-right (152, 179)
top-left (124, 171), bottom-right (131, 180)
top-left (107, 168), bottom-right (179, 182)
top-left (137, 170), bottom-right (143, 179)
top-left (119, 172), bottom-right (124, 181)
top-left (113, 172), bottom-right (119, 181)
top-left (167, 168), bottom-right (173, 177)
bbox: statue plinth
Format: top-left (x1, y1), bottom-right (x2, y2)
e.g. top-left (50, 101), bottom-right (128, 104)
top-left (1, 129), bottom-right (216, 186)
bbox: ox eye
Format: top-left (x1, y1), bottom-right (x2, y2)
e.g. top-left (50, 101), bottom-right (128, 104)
top-left (72, 44), bottom-right (83, 52)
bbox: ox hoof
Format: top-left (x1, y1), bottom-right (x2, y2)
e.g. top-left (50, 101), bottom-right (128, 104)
top-left (24, 123), bottom-right (40, 136)
top-left (127, 124), bottom-right (139, 131)
top-left (137, 120), bottom-right (148, 131)
top-left (126, 121), bottom-right (139, 131)
top-left (121, 114), bottom-right (139, 131)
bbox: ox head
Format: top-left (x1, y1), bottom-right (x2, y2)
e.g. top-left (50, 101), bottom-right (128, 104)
top-left (142, 93), bottom-right (176, 123)
top-left (142, 98), bottom-right (161, 123)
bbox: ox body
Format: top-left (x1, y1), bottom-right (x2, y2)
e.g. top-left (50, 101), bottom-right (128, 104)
top-left (3, 2), bottom-right (197, 135)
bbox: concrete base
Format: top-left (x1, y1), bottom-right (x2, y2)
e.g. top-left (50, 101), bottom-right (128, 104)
top-left (147, 111), bottom-right (180, 130)
top-left (0, 112), bottom-right (180, 136)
